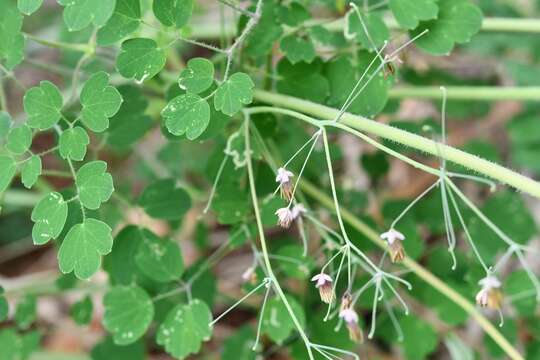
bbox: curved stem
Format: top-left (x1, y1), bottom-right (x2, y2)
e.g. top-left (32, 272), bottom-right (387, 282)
top-left (243, 117), bottom-right (315, 359)
top-left (299, 180), bottom-right (524, 360)
top-left (252, 91), bottom-right (540, 199)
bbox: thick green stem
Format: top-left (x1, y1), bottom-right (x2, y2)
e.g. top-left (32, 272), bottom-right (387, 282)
top-left (299, 180), bottom-right (524, 360)
top-left (191, 16), bottom-right (540, 39)
top-left (390, 86), bottom-right (540, 101)
top-left (252, 90), bottom-right (540, 199)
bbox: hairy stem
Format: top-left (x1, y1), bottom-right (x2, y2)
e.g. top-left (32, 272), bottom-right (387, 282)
top-left (252, 90), bottom-right (540, 198)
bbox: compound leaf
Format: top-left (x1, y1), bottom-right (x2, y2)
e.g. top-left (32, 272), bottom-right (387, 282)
top-left (156, 299), bottom-right (213, 359)
top-left (97, 0), bottom-right (141, 45)
top-left (31, 192), bottom-right (68, 245)
top-left (0, 156), bottom-right (17, 193)
top-left (6, 125), bottom-right (32, 154)
top-left (138, 178), bottom-right (191, 220)
top-left (389, 0), bottom-right (439, 29)
top-left (57, 0), bottom-right (116, 31)
top-left (59, 126), bottom-right (90, 161)
top-left (280, 35), bottom-right (316, 64)
top-left (153, 0), bottom-right (193, 28)
top-left (117, 38), bottom-right (166, 82)
top-left (21, 155), bottom-right (41, 189)
top-left (58, 218), bottom-right (113, 279)
top-left (214, 72), bottom-right (254, 116)
top-left (24, 80), bottom-right (63, 130)
top-left (103, 285), bottom-right (154, 345)
top-left (0, 0), bottom-right (25, 69)
top-left (76, 160), bottom-right (114, 210)
top-left (178, 58), bottom-right (214, 94)
top-left (162, 93), bottom-right (210, 140)
top-left (18, 0), bottom-right (43, 15)
top-left (81, 71), bottom-right (123, 132)
top-left (135, 229), bottom-right (184, 282)
top-left (412, 0), bottom-right (483, 55)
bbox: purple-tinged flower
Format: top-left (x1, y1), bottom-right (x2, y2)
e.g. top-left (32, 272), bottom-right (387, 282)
top-left (339, 308), bottom-right (363, 343)
top-left (291, 204), bottom-right (306, 219)
top-left (311, 273), bottom-right (334, 303)
top-left (276, 168), bottom-right (294, 201)
top-left (381, 229), bottom-right (406, 263)
top-left (476, 275), bottom-right (503, 310)
top-left (275, 207), bottom-right (294, 228)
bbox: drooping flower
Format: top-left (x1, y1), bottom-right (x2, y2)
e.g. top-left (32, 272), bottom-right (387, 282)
top-left (276, 167), bottom-right (294, 201)
top-left (311, 273), bottom-right (334, 304)
top-left (476, 275), bottom-right (503, 310)
top-left (275, 207), bottom-right (294, 228)
top-left (241, 266), bottom-right (257, 285)
top-left (291, 204), bottom-right (306, 219)
top-left (339, 308), bottom-right (363, 343)
top-left (381, 228), bottom-right (406, 263)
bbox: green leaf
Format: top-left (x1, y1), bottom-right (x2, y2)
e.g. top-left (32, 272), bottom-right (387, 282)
top-left (104, 226), bottom-right (144, 285)
top-left (76, 161), bottom-right (114, 210)
top-left (261, 295), bottom-right (305, 344)
top-left (505, 271), bottom-right (537, 316)
top-left (345, 10), bottom-right (389, 49)
top-left (0, 111), bottom-right (11, 139)
top-left (244, 1), bottom-right (282, 58)
top-left (15, 295), bottom-right (37, 329)
top-left (91, 336), bottom-right (146, 360)
top-left (222, 326), bottom-right (256, 360)
top-left (58, 218), bottom-right (113, 279)
top-left (214, 72), bottom-right (254, 116)
top-left (0, 0), bottom-right (25, 70)
top-left (135, 229), bottom-right (184, 282)
top-left (21, 155), bottom-right (41, 189)
top-left (280, 35), bottom-right (316, 64)
top-left (117, 38), bottom-right (166, 82)
top-left (0, 156), bottom-right (17, 193)
top-left (81, 72), bottom-right (123, 132)
top-left (138, 179), bottom-right (191, 220)
top-left (31, 192), bottom-right (68, 245)
top-left (178, 58), bottom-right (214, 94)
top-left (24, 81), bottom-right (63, 130)
top-left (275, 244), bottom-right (314, 279)
top-left (397, 314), bottom-right (438, 359)
top-left (103, 285), bottom-right (154, 345)
top-left (0, 287), bottom-right (7, 322)
top-left (97, 0), bottom-right (141, 45)
top-left (277, 58), bottom-right (329, 103)
top-left (153, 0), bottom-right (193, 28)
top-left (277, 2), bottom-right (310, 27)
top-left (156, 299), bottom-right (213, 359)
top-left (412, 0), bottom-right (483, 55)
top-left (389, 0), bottom-right (439, 29)
top-left (57, 0), bottom-right (116, 31)
top-left (6, 125), bottom-right (32, 154)
top-left (162, 93), bottom-right (210, 140)
top-left (59, 126), bottom-right (90, 161)
top-left (18, 0), bottom-right (43, 15)
top-left (71, 295), bottom-right (93, 325)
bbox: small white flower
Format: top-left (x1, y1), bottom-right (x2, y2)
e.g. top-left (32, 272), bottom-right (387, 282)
top-left (276, 168), bottom-right (294, 201)
top-left (339, 308), bottom-right (358, 324)
top-left (381, 229), bottom-right (406, 263)
top-left (291, 204), bottom-right (306, 219)
top-left (275, 207), bottom-right (294, 228)
top-left (276, 167), bottom-right (294, 184)
top-left (380, 228), bottom-right (405, 245)
top-left (476, 275), bottom-right (503, 309)
top-left (311, 273), bottom-right (334, 304)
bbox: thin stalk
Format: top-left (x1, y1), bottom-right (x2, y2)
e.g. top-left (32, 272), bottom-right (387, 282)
top-left (389, 86), bottom-right (540, 101)
top-left (243, 115), bottom-right (315, 359)
top-left (299, 180), bottom-right (524, 360)
top-left (252, 90), bottom-right (540, 198)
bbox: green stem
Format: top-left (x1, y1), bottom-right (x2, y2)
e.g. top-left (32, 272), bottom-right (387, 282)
top-left (191, 16), bottom-right (540, 40)
top-left (243, 118), bottom-right (315, 359)
top-left (389, 86), bottom-right (540, 101)
top-left (24, 33), bottom-right (93, 53)
top-left (252, 90), bottom-right (540, 199)
top-left (299, 180), bottom-right (524, 360)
